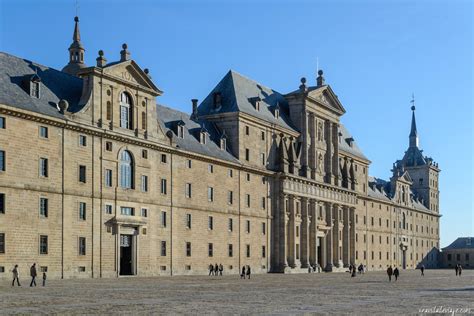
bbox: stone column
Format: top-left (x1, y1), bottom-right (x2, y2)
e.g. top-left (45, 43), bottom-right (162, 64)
top-left (333, 203), bottom-right (342, 267)
top-left (343, 205), bottom-right (350, 267)
top-left (300, 198), bottom-right (310, 268)
top-left (281, 194), bottom-right (289, 270)
top-left (325, 202), bottom-right (333, 271)
top-left (308, 199), bottom-right (317, 267)
top-left (287, 195), bottom-right (296, 268)
top-left (350, 207), bottom-right (356, 265)
top-left (324, 120), bottom-right (333, 184)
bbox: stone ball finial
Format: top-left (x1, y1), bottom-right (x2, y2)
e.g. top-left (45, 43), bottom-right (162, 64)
top-left (74, 16), bottom-right (79, 22)
top-left (122, 43), bottom-right (128, 49)
top-left (411, 105), bottom-right (416, 111)
top-left (98, 50), bottom-right (104, 57)
top-left (300, 77), bottom-right (306, 84)
top-left (318, 69), bottom-right (323, 76)
top-left (144, 68), bottom-right (149, 74)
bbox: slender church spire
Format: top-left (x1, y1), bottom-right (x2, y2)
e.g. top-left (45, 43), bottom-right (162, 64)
top-left (62, 16), bottom-right (87, 76)
top-left (409, 94), bottom-right (419, 148)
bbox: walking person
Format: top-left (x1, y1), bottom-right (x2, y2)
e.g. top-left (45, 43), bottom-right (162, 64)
top-left (214, 263), bottom-right (218, 277)
top-left (209, 264), bottom-right (214, 276)
top-left (458, 265), bottom-right (462, 276)
top-left (42, 271), bottom-right (47, 287)
top-left (11, 265), bottom-right (21, 287)
top-left (393, 267), bottom-right (399, 281)
top-left (30, 263), bottom-right (37, 287)
top-left (420, 264), bottom-right (425, 276)
top-left (219, 264), bottom-right (223, 276)
top-left (241, 266), bottom-right (246, 279)
top-left (387, 265), bottom-right (393, 282)
top-left (351, 266), bottom-right (356, 278)
top-left (246, 265), bottom-right (251, 279)
top-left (455, 264), bottom-right (459, 276)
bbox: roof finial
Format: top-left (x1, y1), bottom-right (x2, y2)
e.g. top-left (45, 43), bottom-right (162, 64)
top-left (410, 93), bottom-right (415, 111)
top-left (62, 15), bottom-right (87, 75)
top-left (120, 43), bottom-right (131, 61)
top-left (317, 69), bottom-right (325, 86)
top-left (409, 94), bottom-right (419, 148)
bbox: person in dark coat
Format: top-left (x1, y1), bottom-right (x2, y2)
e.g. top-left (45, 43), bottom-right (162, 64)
top-left (246, 265), bottom-right (251, 279)
top-left (30, 263), bottom-right (37, 287)
top-left (455, 264), bottom-right (459, 276)
top-left (387, 266), bottom-right (393, 282)
top-left (209, 264), bottom-right (214, 276)
top-left (42, 271), bottom-right (47, 287)
top-left (420, 265), bottom-right (425, 276)
top-left (214, 263), bottom-right (218, 277)
top-left (12, 265), bottom-right (21, 287)
top-left (241, 266), bottom-right (246, 279)
top-left (351, 266), bottom-right (356, 278)
top-left (458, 265), bottom-right (462, 276)
top-left (393, 267), bottom-right (400, 281)
top-left (219, 264), bottom-right (223, 276)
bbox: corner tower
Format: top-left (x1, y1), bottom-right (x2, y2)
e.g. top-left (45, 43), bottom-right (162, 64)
top-left (62, 16), bottom-right (87, 76)
top-left (393, 104), bottom-right (440, 212)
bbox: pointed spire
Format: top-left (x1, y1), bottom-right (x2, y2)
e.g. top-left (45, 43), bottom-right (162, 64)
top-left (62, 16), bottom-right (87, 76)
top-left (409, 95), bottom-right (419, 148)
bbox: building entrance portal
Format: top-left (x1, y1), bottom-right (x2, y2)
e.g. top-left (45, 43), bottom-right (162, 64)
top-left (120, 234), bottom-right (133, 275)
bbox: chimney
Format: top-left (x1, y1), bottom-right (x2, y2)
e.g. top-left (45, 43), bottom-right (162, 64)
top-left (120, 43), bottom-right (130, 62)
top-left (191, 99), bottom-right (198, 119)
top-left (96, 50), bottom-right (107, 67)
top-left (317, 69), bottom-right (325, 86)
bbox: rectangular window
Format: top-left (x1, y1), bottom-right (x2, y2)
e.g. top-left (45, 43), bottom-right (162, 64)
top-left (228, 169), bottom-right (233, 177)
top-left (142, 150), bottom-right (148, 159)
top-left (79, 165), bottom-right (86, 183)
top-left (141, 208), bottom-right (148, 217)
top-left (141, 175), bottom-right (148, 192)
top-left (105, 169), bottom-right (112, 187)
top-left (261, 131), bottom-right (265, 140)
top-left (161, 179), bottom-right (167, 195)
top-left (78, 237), bottom-right (86, 255)
top-left (39, 126), bottom-right (48, 138)
top-left (208, 243), bottom-right (213, 257)
top-left (262, 222), bottom-right (266, 235)
top-left (208, 187), bottom-right (214, 202)
top-left (161, 154), bottom-right (167, 163)
top-left (0, 233), bottom-right (4, 253)
top-left (228, 190), bottom-right (233, 204)
top-left (0, 150), bottom-right (4, 172)
top-left (0, 117), bottom-right (5, 129)
top-left (39, 235), bottom-right (48, 254)
top-left (246, 244), bottom-right (250, 258)
top-left (39, 158), bottom-right (48, 177)
top-left (79, 202), bottom-right (86, 220)
top-left (245, 126), bottom-right (249, 135)
top-left (186, 159), bottom-right (192, 168)
top-left (228, 218), bottom-right (233, 232)
top-left (246, 220), bottom-right (250, 233)
top-left (186, 242), bottom-right (192, 257)
top-left (245, 148), bottom-right (250, 161)
top-left (246, 194), bottom-right (251, 207)
top-left (228, 244), bottom-right (233, 257)
top-left (161, 241), bottom-right (167, 256)
top-left (261, 197), bottom-right (266, 209)
top-left (186, 213), bottom-right (192, 229)
top-left (79, 135), bottom-right (87, 147)
top-left (120, 207), bottom-right (134, 216)
top-left (0, 193), bottom-right (4, 214)
top-left (246, 173), bottom-right (250, 181)
top-left (105, 204), bottom-right (112, 214)
top-left (262, 245), bottom-right (266, 258)
top-left (105, 141), bottom-right (112, 151)
top-left (260, 153), bottom-right (265, 166)
top-left (208, 216), bottom-right (214, 230)
top-left (208, 164), bottom-right (214, 173)
top-left (161, 211), bottom-right (167, 228)
top-left (39, 198), bottom-right (48, 218)
top-left (185, 183), bottom-right (192, 198)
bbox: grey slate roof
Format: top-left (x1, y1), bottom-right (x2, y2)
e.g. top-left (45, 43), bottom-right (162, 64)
top-left (0, 52), bottom-right (83, 117)
top-left (156, 104), bottom-right (239, 163)
top-left (443, 237), bottom-right (474, 250)
top-left (339, 124), bottom-right (368, 160)
top-left (197, 70), bottom-right (296, 131)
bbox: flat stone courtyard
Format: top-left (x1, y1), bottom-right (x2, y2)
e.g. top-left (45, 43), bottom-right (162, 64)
top-left (0, 269), bottom-right (472, 315)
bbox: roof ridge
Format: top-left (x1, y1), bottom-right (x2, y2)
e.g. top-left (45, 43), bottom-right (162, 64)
top-left (228, 69), bottom-right (282, 95)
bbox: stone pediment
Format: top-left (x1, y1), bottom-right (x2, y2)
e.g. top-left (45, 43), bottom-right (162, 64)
top-left (307, 85), bottom-right (346, 115)
top-left (103, 60), bottom-right (162, 96)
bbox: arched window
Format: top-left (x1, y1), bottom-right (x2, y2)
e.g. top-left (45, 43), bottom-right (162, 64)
top-left (120, 92), bottom-right (133, 130)
top-left (120, 150), bottom-right (134, 189)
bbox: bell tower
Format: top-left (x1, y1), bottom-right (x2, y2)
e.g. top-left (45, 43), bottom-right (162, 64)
top-left (62, 16), bottom-right (87, 76)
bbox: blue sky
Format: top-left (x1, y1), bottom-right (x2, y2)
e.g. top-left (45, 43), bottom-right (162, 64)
top-left (0, 0), bottom-right (472, 246)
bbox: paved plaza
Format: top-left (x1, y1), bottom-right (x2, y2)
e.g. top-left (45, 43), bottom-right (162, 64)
top-left (0, 269), bottom-right (473, 315)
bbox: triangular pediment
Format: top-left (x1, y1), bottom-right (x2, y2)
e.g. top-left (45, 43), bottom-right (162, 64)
top-left (398, 170), bottom-right (413, 183)
top-left (103, 60), bottom-right (162, 96)
top-left (307, 85), bottom-right (346, 115)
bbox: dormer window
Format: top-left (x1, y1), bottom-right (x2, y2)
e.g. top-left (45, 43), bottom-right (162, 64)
top-left (200, 130), bottom-right (207, 144)
top-left (346, 137), bottom-right (354, 147)
top-left (255, 100), bottom-right (260, 111)
top-left (178, 125), bottom-right (184, 138)
top-left (250, 97), bottom-right (262, 111)
top-left (274, 108), bottom-right (279, 119)
top-left (213, 92), bottom-right (222, 108)
top-left (28, 74), bottom-right (41, 98)
top-left (220, 137), bottom-right (227, 150)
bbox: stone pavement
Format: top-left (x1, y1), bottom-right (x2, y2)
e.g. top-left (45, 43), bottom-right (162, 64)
top-left (0, 269), bottom-right (472, 315)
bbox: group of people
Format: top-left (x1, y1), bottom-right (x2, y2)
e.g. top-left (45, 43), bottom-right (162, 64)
top-left (454, 264), bottom-right (463, 276)
top-left (240, 265), bottom-right (251, 279)
top-left (208, 263), bottom-right (224, 276)
top-left (307, 264), bottom-right (322, 273)
top-left (386, 266), bottom-right (400, 281)
top-left (11, 263), bottom-right (46, 287)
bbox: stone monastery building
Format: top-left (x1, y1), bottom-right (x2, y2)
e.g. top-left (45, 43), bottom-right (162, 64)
top-left (0, 17), bottom-right (441, 279)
